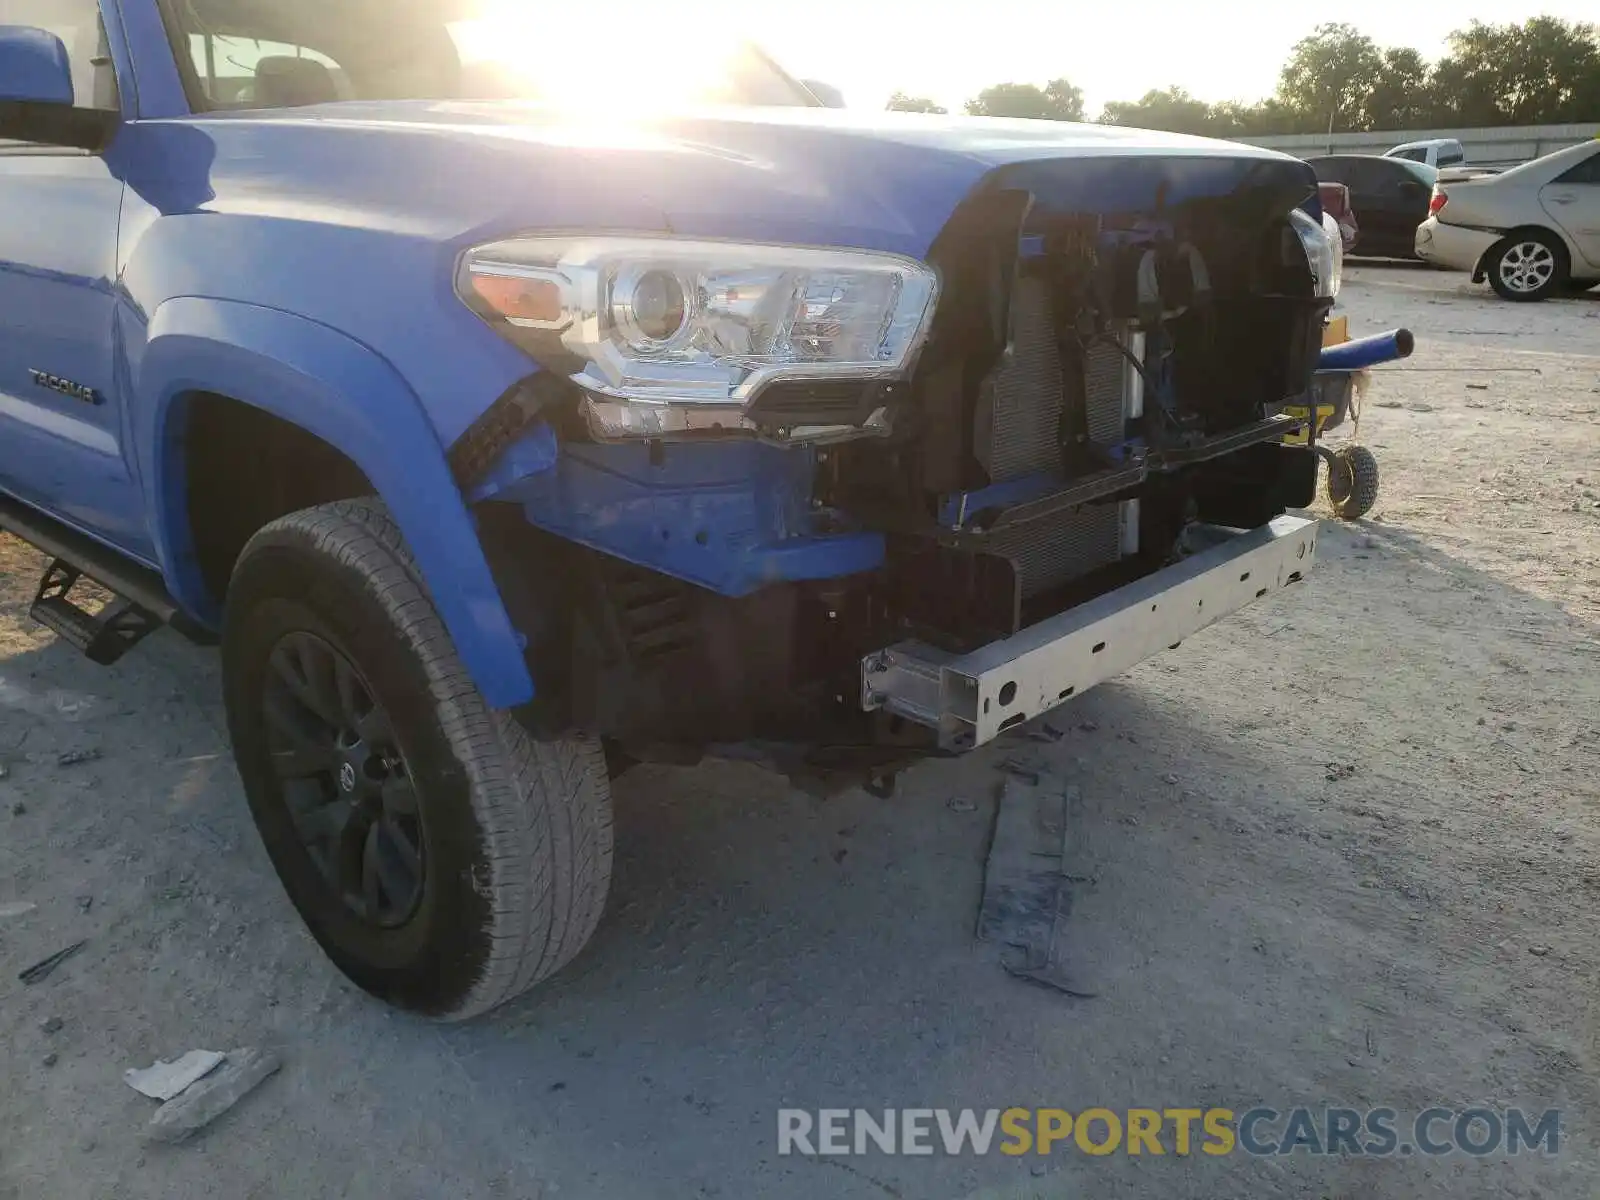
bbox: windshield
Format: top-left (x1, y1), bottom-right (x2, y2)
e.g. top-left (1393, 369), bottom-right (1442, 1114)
top-left (159, 0), bottom-right (816, 112)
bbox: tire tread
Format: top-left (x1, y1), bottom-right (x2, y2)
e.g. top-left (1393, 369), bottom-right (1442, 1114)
top-left (233, 499), bottom-right (612, 1020)
top-left (1329, 444), bottom-right (1380, 520)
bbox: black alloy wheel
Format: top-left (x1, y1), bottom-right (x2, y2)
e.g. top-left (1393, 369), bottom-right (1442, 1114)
top-left (223, 500), bottom-right (614, 1020)
top-left (263, 631), bottom-right (425, 929)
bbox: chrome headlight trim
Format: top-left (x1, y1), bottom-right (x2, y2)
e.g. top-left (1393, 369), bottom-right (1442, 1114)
top-left (459, 236), bottom-right (941, 417)
top-left (1288, 208), bottom-right (1341, 299)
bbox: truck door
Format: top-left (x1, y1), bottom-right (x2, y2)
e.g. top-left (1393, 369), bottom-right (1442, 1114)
top-left (1540, 147), bottom-right (1600, 272)
top-left (0, 1), bottom-right (149, 558)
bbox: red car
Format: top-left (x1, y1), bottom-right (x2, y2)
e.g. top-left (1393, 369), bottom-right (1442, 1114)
top-left (1319, 182), bottom-right (1359, 252)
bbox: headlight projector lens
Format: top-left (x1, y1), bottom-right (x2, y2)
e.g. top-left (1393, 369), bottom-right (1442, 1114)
top-left (615, 268), bottom-right (690, 346)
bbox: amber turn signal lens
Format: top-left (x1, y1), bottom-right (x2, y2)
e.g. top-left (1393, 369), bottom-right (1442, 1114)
top-left (470, 273), bottom-right (563, 324)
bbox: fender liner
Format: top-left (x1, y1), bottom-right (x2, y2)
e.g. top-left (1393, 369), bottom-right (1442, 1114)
top-left (134, 297), bottom-right (536, 709)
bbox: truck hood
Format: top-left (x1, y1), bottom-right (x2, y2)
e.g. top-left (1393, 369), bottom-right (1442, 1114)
top-left (116, 102), bottom-right (1317, 449)
top-left (171, 101), bottom-right (1315, 258)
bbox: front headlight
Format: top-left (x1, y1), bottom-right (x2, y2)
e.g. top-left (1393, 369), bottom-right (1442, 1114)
top-left (458, 237), bottom-right (939, 440)
top-left (1320, 211), bottom-right (1344, 299)
top-left (1288, 208), bottom-right (1341, 299)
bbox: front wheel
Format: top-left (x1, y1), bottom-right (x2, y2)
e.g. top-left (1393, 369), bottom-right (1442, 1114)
top-left (222, 500), bottom-right (613, 1020)
top-left (1486, 232), bottom-right (1567, 301)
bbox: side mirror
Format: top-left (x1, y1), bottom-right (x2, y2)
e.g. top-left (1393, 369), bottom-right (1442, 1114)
top-left (0, 26), bottom-right (116, 152)
top-left (0, 26), bottom-right (75, 104)
top-left (802, 79), bottom-right (846, 109)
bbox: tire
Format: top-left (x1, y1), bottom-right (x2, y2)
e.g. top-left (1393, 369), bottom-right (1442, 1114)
top-left (1327, 445), bottom-right (1380, 521)
top-left (1486, 232), bottom-right (1568, 301)
top-left (221, 499), bottom-right (613, 1020)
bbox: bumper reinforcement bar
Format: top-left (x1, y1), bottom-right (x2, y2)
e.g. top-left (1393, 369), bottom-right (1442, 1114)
top-left (944, 415), bottom-right (1308, 541)
top-left (862, 516), bottom-right (1318, 749)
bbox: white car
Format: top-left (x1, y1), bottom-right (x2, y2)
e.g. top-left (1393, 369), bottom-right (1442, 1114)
top-left (1387, 138), bottom-right (1466, 170)
top-left (1415, 140), bottom-right (1600, 301)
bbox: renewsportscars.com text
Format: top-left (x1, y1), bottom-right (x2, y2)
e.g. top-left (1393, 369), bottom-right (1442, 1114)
top-left (777, 1106), bottom-right (1561, 1158)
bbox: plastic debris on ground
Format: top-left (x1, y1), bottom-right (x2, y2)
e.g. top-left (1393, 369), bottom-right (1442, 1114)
top-left (18, 940), bottom-right (86, 985)
top-left (143, 1048), bottom-right (283, 1145)
top-left (124, 1047), bottom-right (283, 1144)
top-left (978, 777), bottom-right (1095, 998)
top-left (125, 1050), bottom-right (228, 1102)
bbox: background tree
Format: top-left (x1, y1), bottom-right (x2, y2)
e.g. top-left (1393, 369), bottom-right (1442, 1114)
top-left (966, 78), bottom-right (1085, 121)
top-left (1041, 78), bottom-right (1087, 122)
top-left (1098, 87), bottom-right (1214, 136)
top-left (1496, 14), bottom-right (1597, 123)
top-left (1362, 47), bottom-right (1434, 130)
top-left (954, 15), bottom-right (1600, 137)
top-left (1432, 17), bottom-right (1599, 125)
top-left (1207, 99), bottom-right (1299, 138)
top-left (1275, 23), bottom-right (1384, 133)
top-left (1428, 24), bottom-right (1505, 125)
top-left (886, 92), bottom-right (947, 114)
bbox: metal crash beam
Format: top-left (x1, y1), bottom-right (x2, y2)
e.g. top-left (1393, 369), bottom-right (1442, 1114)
top-left (1146, 414), bottom-right (1307, 470)
top-left (943, 416), bottom-right (1309, 543)
top-left (862, 515), bottom-right (1319, 749)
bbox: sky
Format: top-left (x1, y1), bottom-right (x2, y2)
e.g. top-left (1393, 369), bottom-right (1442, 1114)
top-left (728, 1), bottom-right (1600, 114)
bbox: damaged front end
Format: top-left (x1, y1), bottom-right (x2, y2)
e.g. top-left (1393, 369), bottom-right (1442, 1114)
top-left (455, 151), bottom-right (1332, 787)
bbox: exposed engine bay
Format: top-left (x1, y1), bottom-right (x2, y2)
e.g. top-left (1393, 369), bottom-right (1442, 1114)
top-left (473, 155), bottom-right (1332, 783)
top-left (815, 170), bottom-right (1330, 647)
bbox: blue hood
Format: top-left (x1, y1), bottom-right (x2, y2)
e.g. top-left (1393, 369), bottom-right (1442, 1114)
top-left (149, 101), bottom-right (1313, 258)
top-left (113, 102), bottom-right (1315, 447)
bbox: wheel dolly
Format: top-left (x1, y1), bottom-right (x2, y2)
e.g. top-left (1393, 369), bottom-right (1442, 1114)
top-left (1286, 322), bottom-right (1414, 520)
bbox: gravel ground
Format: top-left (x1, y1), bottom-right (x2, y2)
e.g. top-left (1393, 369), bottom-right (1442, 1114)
top-left (1, 264), bottom-right (1596, 1199)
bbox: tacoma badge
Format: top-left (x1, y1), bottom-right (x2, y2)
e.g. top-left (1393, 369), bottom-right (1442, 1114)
top-left (28, 370), bottom-right (101, 406)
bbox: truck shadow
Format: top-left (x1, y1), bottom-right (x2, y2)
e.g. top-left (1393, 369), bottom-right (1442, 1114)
top-left (0, 519), bottom-right (1595, 1198)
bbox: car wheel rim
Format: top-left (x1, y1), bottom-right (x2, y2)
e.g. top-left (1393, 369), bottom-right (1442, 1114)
top-left (1329, 460), bottom-right (1353, 505)
top-left (262, 632), bottom-right (425, 929)
top-left (1499, 242), bottom-right (1554, 293)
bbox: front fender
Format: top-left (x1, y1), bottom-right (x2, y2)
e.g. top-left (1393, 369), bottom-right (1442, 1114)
top-left (134, 297), bottom-right (535, 708)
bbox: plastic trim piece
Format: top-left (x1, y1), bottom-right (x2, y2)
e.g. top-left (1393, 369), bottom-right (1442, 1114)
top-left (487, 440), bottom-right (886, 596)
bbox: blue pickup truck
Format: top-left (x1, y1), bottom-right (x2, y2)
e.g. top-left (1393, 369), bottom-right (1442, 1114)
top-left (1, 0), bottom-right (1339, 1019)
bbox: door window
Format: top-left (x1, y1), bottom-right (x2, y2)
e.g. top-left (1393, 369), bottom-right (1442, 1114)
top-left (157, 0), bottom-right (813, 111)
top-left (1554, 151), bottom-right (1600, 186)
top-left (185, 35), bottom-right (350, 108)
top-left (1308, 159), bottom-right (1350, 185)
top-left (1340, 159), bottom-right (1388, 193)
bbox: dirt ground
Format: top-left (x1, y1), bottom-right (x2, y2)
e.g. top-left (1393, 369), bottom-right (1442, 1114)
top-left (1, 264), bottom-right (1596, 1200)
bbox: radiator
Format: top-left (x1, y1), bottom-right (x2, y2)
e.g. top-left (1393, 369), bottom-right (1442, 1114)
top-left (978, 277), bottom-right (1142, 597)
top-left (985, 502), bottom-right (1127, 598)
top-left (985, 278), bottom-right (1135, 483)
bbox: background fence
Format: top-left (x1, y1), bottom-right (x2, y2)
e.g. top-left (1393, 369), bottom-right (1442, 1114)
top-left (1236, 124), bottom-right (1596, 167)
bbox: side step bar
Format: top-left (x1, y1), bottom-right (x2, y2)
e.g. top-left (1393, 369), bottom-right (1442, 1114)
top-left (0, 494), bottom-right (184, 665)
top-left (30, 561), bottom-right (164, 665)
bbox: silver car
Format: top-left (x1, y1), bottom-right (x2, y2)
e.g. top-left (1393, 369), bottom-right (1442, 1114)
top-left (1414, 139), bottom-right (1600, 301)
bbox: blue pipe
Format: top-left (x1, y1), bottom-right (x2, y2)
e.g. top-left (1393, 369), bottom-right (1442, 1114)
top-left (1318, 328), bottom-right (1414, 372)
